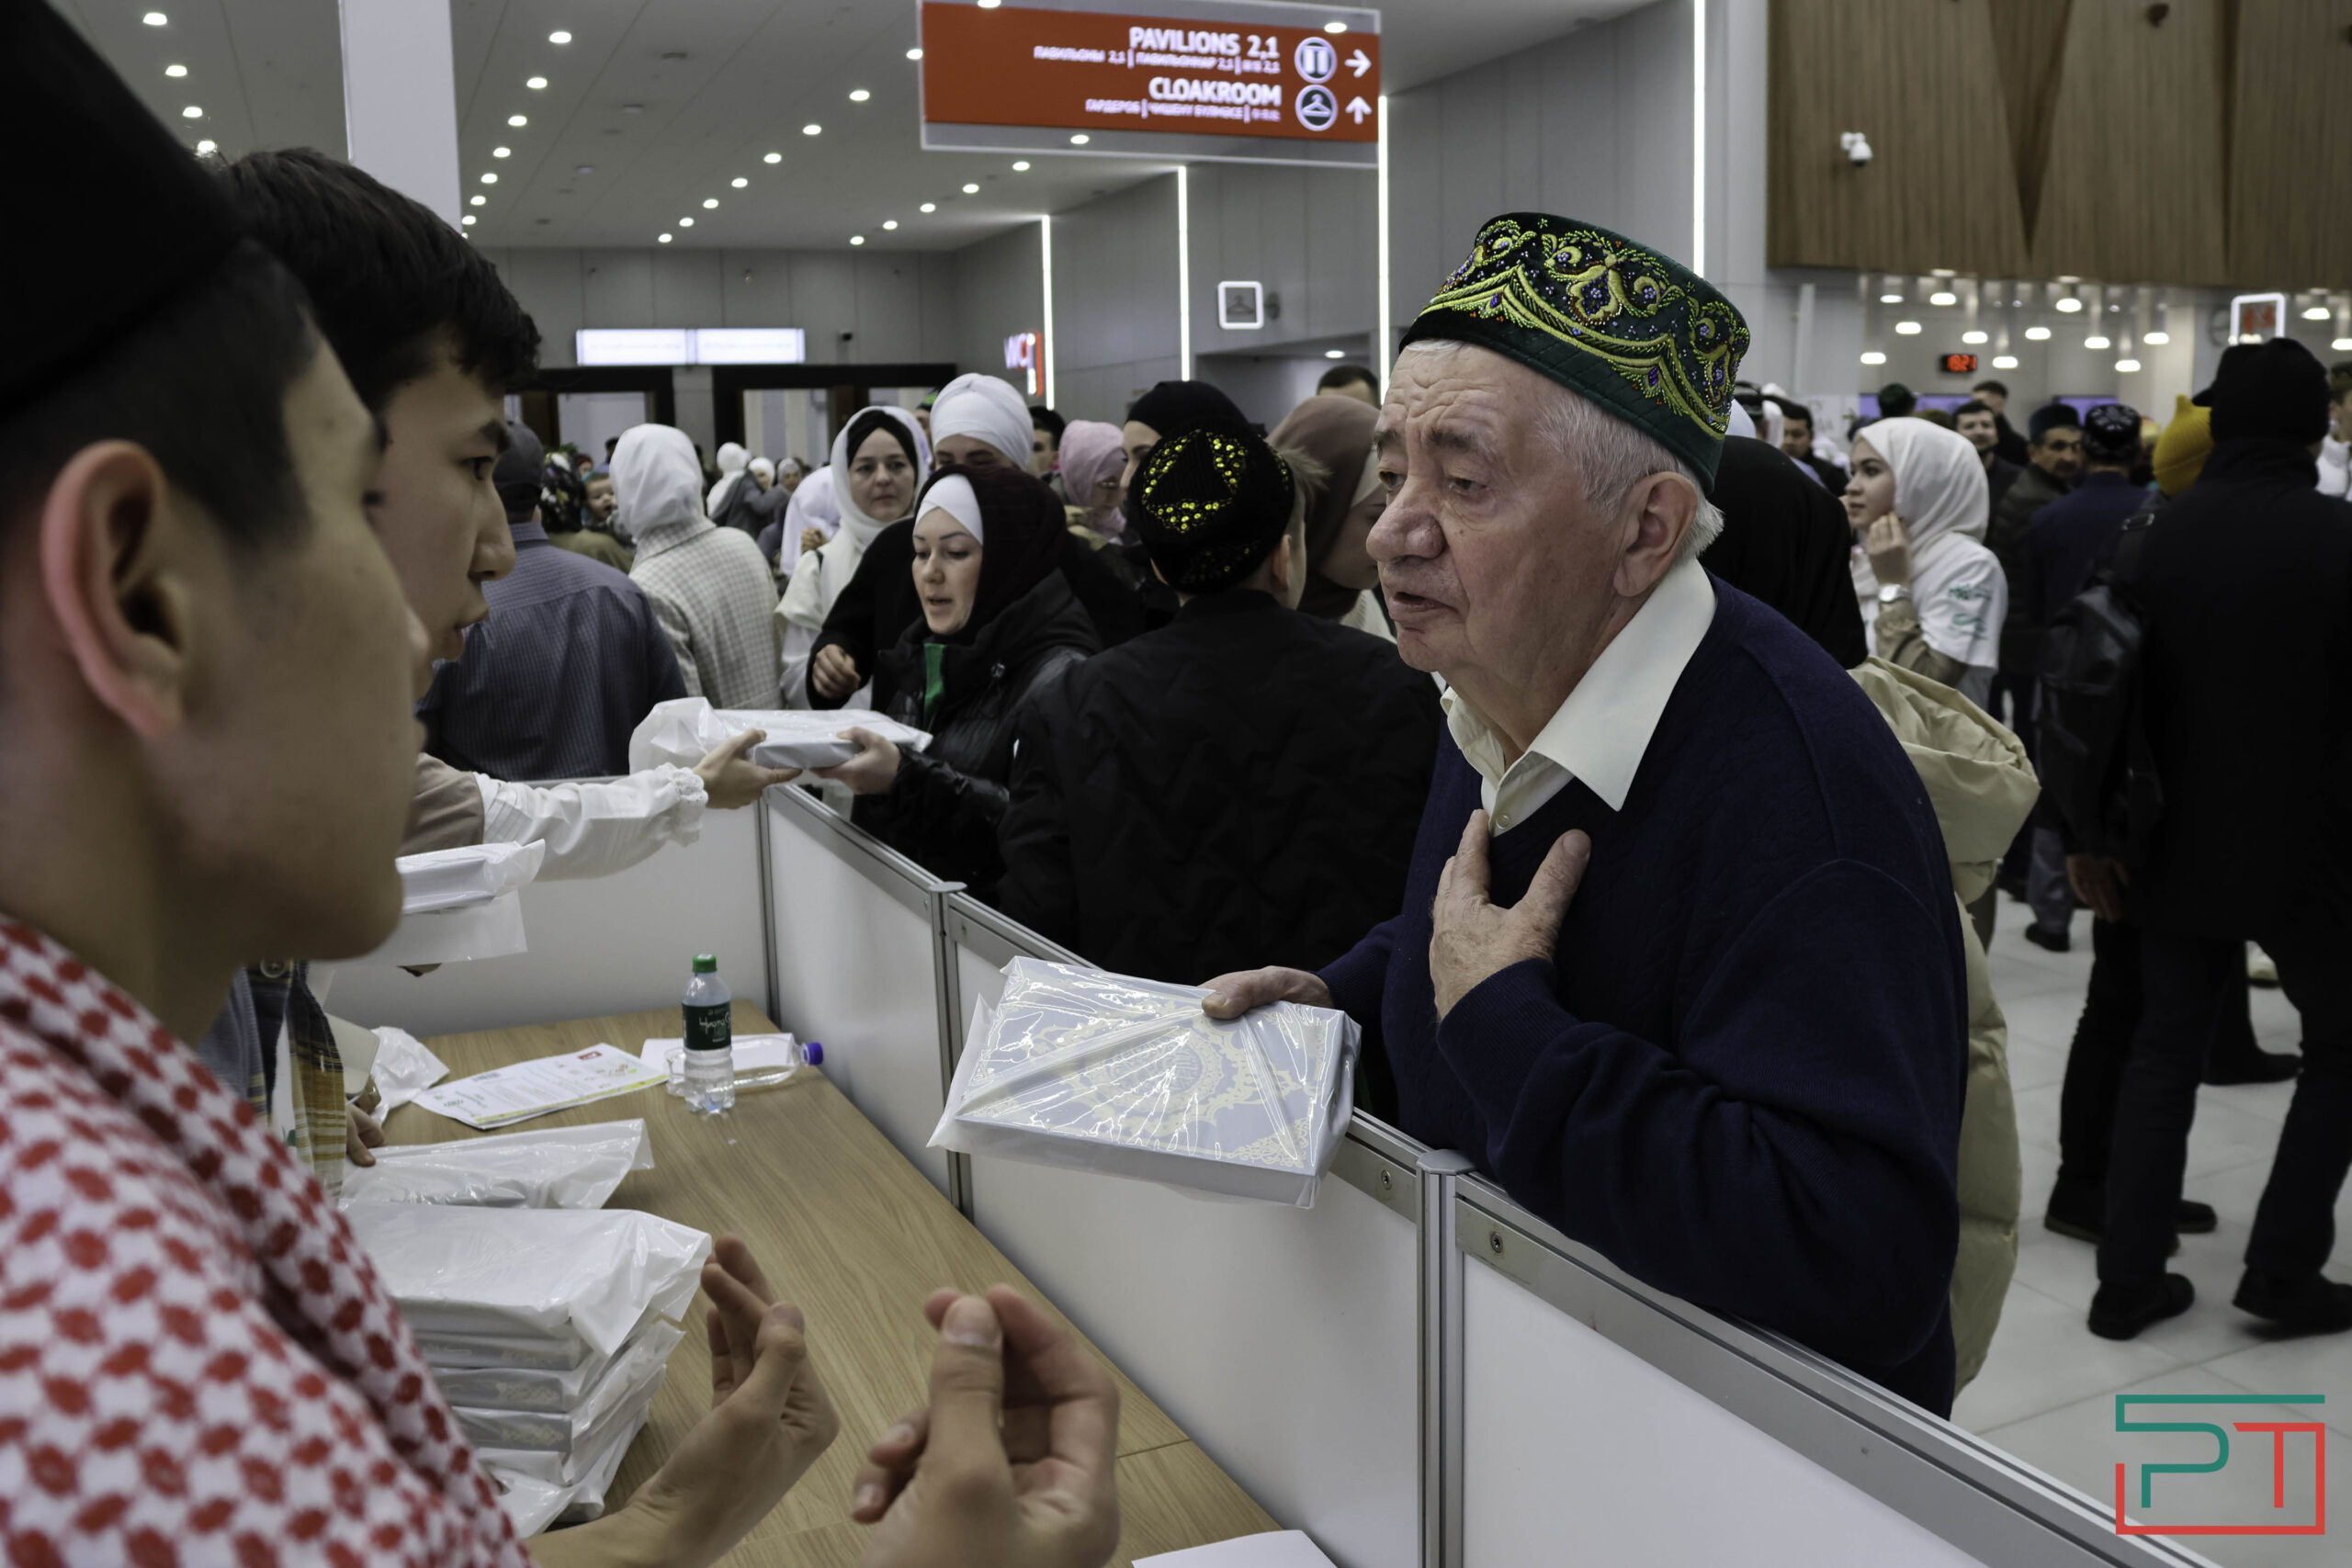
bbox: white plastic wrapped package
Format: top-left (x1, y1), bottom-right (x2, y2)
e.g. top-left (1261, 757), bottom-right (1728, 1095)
top-left (930, 958), bottom-right (1358, 1207)
top-left (347, 1205), bottom-right (710, 1359)
top-left (397, 840), bottom-right (546, 913)
top-left (451, 1319), bottom-right (683, 1453)
top-left (627, 696), bottom-right (930, 773)
top-left (341, 1121), bottom-right (653, 1210)
top-left (371, 1026), bottom-right (451, 1111)
top-left (484, 1402), bottom-right (643, 1534)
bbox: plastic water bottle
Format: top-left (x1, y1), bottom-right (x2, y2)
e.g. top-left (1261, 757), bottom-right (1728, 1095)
top-left (682, 953), bottom-right (734, 1114)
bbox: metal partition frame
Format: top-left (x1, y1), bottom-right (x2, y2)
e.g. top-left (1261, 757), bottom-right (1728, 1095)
top-left (756, 784), bottom-right (2206, 1568)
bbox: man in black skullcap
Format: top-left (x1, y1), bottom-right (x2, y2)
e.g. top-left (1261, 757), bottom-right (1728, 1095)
top-left (997, 423), bottom-right (1440, 1018)
top-left (2079, 336), bottom-right (2352, 1340)
top-left (418, 421), bottom-right (685, 782)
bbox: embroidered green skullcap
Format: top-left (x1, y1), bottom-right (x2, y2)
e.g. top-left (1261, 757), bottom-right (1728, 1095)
top-left (1400, 212), bottom-right (1750, 491)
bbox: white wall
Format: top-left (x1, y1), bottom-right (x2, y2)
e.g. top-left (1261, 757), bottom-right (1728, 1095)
top-left (1045, 175), bottom-right (1186, 424)
top-left (953, 222), bottom-right (1047, 405)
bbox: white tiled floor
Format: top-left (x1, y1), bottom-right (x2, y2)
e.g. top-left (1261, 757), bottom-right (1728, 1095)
top-left (1959, 897), bottom-right (2346, 1564)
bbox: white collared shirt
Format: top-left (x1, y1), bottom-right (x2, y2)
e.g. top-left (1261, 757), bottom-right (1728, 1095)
top-left (1441, 555), bottom-right (1717, 834)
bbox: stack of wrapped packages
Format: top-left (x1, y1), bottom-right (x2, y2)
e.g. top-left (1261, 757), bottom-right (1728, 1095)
top-left (931, 959), bottom-right (1360, 1207)
top-left (344, 1121), bottom-right (707, 1533)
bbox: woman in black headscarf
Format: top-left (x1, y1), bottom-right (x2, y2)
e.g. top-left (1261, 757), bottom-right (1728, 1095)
top-left (815, 466), bottom-right (1100, 894)
top-left (1702, 433), bottom-right (1868, 668)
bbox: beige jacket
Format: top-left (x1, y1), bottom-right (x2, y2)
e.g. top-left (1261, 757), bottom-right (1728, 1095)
top-left (1849, 659), bottom-right (2037, 1392)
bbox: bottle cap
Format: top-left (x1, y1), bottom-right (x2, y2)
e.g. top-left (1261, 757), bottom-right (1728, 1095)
top-left (692, 953), bottom-right (717, 974)
top-left (805, 1042), bottom-right (824, 1066)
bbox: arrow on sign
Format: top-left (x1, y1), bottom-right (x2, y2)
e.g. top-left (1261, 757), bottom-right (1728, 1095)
top-left (1348, 48), bottom-right (1372, 78)
top-left (1346, 95), bottom-right (1373, 123)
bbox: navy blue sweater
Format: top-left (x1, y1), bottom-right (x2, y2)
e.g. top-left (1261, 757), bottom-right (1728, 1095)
top-left (1321, 584), bottom-right (1968, 1414)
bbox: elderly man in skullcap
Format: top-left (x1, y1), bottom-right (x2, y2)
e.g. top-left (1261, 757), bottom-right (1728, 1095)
top-left (1206, 215), bottom-right (1969, 1415)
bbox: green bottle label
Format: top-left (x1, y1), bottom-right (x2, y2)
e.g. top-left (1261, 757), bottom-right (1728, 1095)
top-left (684, 1001), bottom-right (732, 1053)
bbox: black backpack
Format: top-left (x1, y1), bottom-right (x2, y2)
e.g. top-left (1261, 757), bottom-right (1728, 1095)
top-left (2035, 510), bottom-right (2163, 865)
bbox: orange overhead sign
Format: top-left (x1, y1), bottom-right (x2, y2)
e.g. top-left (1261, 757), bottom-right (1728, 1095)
top-left (920, 2), bottom-right (1381, 158)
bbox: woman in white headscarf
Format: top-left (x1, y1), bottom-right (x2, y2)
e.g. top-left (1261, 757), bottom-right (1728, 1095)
top-left (775, 406), bottom-right (929, 707)
top-left (1843, 417), bottom-right (2008, 706)
top-left (767, 462), bottom-right (841, 579)
top-left (707, 440), bottom-right (752, 514)
top-left (926, 371), bottom-right (1037, 470)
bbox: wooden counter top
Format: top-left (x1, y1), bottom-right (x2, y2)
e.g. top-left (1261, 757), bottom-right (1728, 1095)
top-left (384, 1001), bottom-right (1279, 1566)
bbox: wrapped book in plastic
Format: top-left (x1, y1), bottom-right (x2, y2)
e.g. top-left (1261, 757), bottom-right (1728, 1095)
top-left (340, 1120), bottom-right (653, 1210)
top-left (930, 958), bottom-right (1359, 1207)
top-left (628, 695), bottom-right (931, 773)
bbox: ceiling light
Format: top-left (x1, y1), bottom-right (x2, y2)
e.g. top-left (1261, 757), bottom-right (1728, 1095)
top-left (1894, 320), bottom-right (1921, 334)
top-left (731, 176), bottom-right (747, 187)
top-left (1069, 133), bottom-right (1090, 145)
top-left (493, 146), bottom-right (511, 157)
top-left (2302, 302), bottom-right (2332, 320)
top-left (1325, 20), bottom-right (1348, 32)
top-left (2143, 331), bottom-right (2169, 345)
top-left (181, 105), bottom-right (202, 118)
top-left (575, 164), bottom-right (594, 175)
top-left (470, 194), bottom-right (486, 207)
top-left (978, 0), bottom-right (1001, 7)
top-left (703, 197), bottom-right (719, 209)
top-left (1324, 348), bottom-right (1346, 357)
top-left (802, 123), bottom-right (821, 135)
top-left (194, 138), bottom-right (215, 154)
top-left (850, 89), bottom-right (870, 102)
top-left (907, 47), bottom-right (923, 60)
top-left (1879, 292), bottom-right (1903, 303)
top-left (526, 76), bottom-right (548, 90)
top-left (549, 30), bottom-right (571, 44)
top-left (659, 232), bottom-right (673, 243)
top-left (678, 216), bottom-right (694, 227)
top-left (1860, 351), bottom-right (1887, 366)
top-left (920, 201), bottom-right (936, 213)
top-left (2335, 337), bottom-right (2352, 352)
top-left (481, 171), bottom-right (497, 184)
top-left (1962, 330), bottom-right (1987, 344)
top-left (1012, 160), bottom-right (1030, 171)
top-left (1928, 290), bottom-right (1956, 307)
top-left (1991, 355), bottom-right (2018, 369)
top-left (461, 214), bottom-right (477, 226)
top-left (165, 63), bottom-right (187, 77)
top-left (2115, 358), bottom-right (2141, 373)
top-left (2024, 324), bottom-right (2052, 341)
top-left (2054, 295), bottom-right (2083, 313)
top-left (851, 234), bottom-right (866, 244)
top-left (509, 114), bottom-right (528, 127)
top-left (2085, 334), bottom-right (2110, 349)
top-left (881, 219), bottom-right (899, 231)
top-left (763, 151), bottom-right (781, 164)
top-left (962, 182), bottom-right (980, 194)
top-left (142, 11), bottom-right (165, 25)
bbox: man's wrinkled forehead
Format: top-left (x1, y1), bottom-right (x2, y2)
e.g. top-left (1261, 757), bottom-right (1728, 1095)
top-left (1374, 344), bottom-right (1533, 463)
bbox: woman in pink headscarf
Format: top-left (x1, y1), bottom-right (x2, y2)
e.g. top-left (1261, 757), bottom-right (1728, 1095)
top-left (1057, 420), bottom-right (1128, 541)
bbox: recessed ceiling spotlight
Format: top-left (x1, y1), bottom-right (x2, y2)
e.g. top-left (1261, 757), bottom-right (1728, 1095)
top-left (1894, 320), bottom-right (1921, 334)
top-left (1324, 348), bottom-right (1346, 357)
top-left (461, 214), bottom-right (477, 226)
top-left (508, 114), bottom-right (528, 127)
top-left (1325, 20), bottom-right (1348, 32)
top-left (702, 197), bottom-right (719, 209)
top-left (481, 172), bottom-right (497, 184)
top-left (181, 105), bottom-right (202, 118)
top-left (763, 152), bottom-right (781, 163)
top-left (659, 232), bottom-right (673, 243)
top-left (142, 11), bottom-right (166, 25)
top-left (469, 194), bottom-right (486, 207)
top-left (802, 123), bottom-right (821, 135)
top-left (1012, 160), bottom-right (1029, 171)
top-left (1991, 355), bottom-right (2018, 369)
top-left (526, 76), bottom-right (548, 89)
top-left (851, 234), bottom-right (866, 244)
top-left (907, 47), bottom-right (923, 60)
top-left (549, 30), bottom-right (571, 44)
top-left (194, 138), bottom-right (215, 154)
top-left (2085, 334), bottom-right (2110, 349)
top-left (1860, 351), bottom-right (1887, 366)
top-left (1928, 290), bottom-right (1956, 307)
top-left (962, 182), bottom-right (979, 193)
top-left (2115, 357), bottom-right (2142, 372)
top-left (1069, 133), bottom-right (1089, 144)
top-left (2054, 294), bottom-right (2084, 313)
top-left (1961, 330), bottom-right (1987, 344)
top-left (919, 201), bottom-right (936, 213)
top-left (165, 63), bottom-right (187, 77)
top-left (2303, 303), bottom-right (2333, 321)
top-left (1879, 292), bottom-right (1903, 304)
top-left (850, 88), bottom-right (870, 102)
top-left (493, 145), bottom-right (511, 157)
top-left (2144, 331), bottom-right (2170, 345)
top-left (883, 219), bottom-right (899, 230)
top-left (731, 176), bottom-right (747, 187)
top-left (2024, 324), bottom-right (2052, 341)
top-left (2335, 336), bottom-right (2352, 351)
top-left (575, 164), bottom-right (594, 175)
top-left (978, 0), bottom-right (1001, 7)
top-left (678, 216), bottom-right (694, 227)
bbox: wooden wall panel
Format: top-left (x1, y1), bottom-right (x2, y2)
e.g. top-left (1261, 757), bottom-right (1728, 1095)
top-left (1768, 0), bottom-right (2032, 277)
top-left (1986, 0), bottom-right (2072, 244)
top-left (2031, 0), bottom-right (2230, 284)
top-left (2227, 0), bottom-right (2352, 288)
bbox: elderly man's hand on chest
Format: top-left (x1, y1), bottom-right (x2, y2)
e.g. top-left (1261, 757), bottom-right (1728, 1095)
top-left (1430, 811), bottom-right (1591, 1019)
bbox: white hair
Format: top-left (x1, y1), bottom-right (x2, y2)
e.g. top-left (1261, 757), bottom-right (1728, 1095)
top-left (1400, 340), bottom-right (1724, 567)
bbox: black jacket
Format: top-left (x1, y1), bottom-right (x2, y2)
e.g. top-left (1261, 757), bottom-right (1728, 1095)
top-left (996, 589), bottom-right (1442, 984)
top-left (808, 519), bottom-right (1144, 710)
top-left (1992, 413), bottom-right (2030, 468)
top-left (853, 572), bottom-right (1099, 896)
top-left (2131, 439), bottom-right (2352, 935)
top-left (1989, 461), bottom-right (2070, 673)
top-left (1984, 454), bottom-right (2025, 519)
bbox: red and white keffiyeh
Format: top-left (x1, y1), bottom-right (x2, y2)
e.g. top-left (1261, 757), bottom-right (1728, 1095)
top-left (0, 919), bottom-right (533, 1568)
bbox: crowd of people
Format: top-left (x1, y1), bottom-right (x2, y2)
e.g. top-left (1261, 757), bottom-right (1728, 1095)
top-left (5, 6), bottom-right (2348, 1562)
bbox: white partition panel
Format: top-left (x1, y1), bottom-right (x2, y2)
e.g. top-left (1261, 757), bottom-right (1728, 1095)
top-left (1461, 1258), bottom-right (1990, 1567)
top-left (764, 791), bottom-right (954, 1194)
top-left (325, 802), bottom-right (767, 1038)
